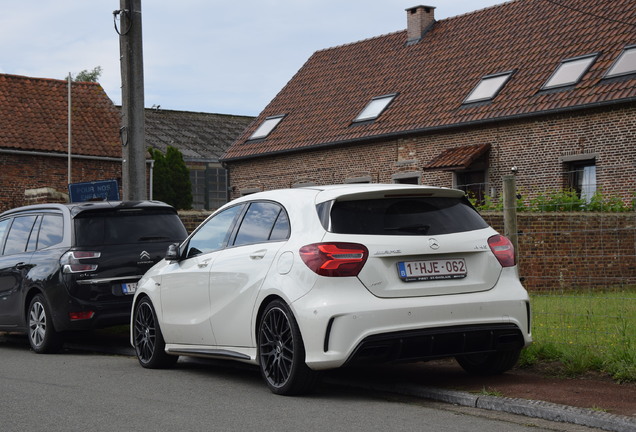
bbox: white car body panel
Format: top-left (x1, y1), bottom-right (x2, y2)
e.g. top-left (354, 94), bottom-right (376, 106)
top-left (132, 184), bottom-right (532, 379)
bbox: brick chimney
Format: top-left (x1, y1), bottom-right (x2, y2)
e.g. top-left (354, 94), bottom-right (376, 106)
top-left (406, 5), bottom-right (436, 44)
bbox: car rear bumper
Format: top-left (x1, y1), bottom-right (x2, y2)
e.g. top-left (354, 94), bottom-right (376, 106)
top-left (291, 269), bottom-right (532, 370)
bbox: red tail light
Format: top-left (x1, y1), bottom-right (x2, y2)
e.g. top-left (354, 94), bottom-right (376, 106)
top-left (69, 311), bottom-right (95, 321)
top-left (61, 251), bottom-right (101, 273)
top-left (299, 242), bottom-right (368, 277)
top-left (488, 235), bottom-right (516, 267)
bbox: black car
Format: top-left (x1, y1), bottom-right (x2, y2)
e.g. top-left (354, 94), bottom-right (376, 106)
top-left (0, 200), bottom-right (187, 353)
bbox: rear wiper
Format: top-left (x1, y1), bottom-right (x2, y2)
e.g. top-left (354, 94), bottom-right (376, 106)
top-left (138, 236), bottom-right (171, 241)
top-left (385, 224), bottom-right (430, 234)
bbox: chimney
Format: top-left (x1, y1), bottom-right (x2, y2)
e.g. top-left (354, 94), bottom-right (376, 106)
top-left (406, 5), bottom-right (436, 44)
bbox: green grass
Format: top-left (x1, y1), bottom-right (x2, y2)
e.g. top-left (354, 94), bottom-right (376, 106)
top-left (519, 290), bottom-right (636, 383)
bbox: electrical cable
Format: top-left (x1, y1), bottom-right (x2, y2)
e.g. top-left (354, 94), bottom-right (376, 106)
top-left (113, 9), bottom-right (132, 36)
top-left (542, 0), bottom-right (636, 28)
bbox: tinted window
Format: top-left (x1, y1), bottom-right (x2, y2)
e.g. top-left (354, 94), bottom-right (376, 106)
top-left (186, 205), bottom-right (243, 257)
top-left (326, 197), bottom-right (488, 235)
top-left (38, 214), bottom-right (64, 249)
top-left (75, 209), bottom-right (187, 247)
top-left (3, 215), bottom-right (38, 255)
top-left (234, 202), bottom-right (289, 246)
top-left (0, 218), bottom-right (11, 254)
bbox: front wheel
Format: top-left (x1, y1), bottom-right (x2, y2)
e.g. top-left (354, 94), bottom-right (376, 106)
top-left (456, 349), bottom-right (521, 375)
top-left (132, 297), bottom-right (178, 369)
top-left (28, 294), bottom-right (63, 354)
top-left (258, 300), bottom-right (319, 395)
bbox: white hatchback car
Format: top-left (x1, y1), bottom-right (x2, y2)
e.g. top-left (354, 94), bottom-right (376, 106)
top-left (131, 184), bottom-right (531, 395)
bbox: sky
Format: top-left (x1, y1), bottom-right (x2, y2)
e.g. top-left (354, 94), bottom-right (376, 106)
top-left (1, 0), bottom-right (509, 117)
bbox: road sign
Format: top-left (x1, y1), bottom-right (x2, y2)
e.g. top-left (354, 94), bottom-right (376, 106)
top-left (68, 180), bottom-right (120, 203)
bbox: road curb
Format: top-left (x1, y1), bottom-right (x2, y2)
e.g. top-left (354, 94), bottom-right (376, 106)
top-left (330, 379), bottom-right (636, 432)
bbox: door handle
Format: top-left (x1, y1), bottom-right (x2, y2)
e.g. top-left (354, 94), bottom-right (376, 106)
top-left (250, 250), bottom-right (267, 260)
top-left (197, 259), bottom-right (211, 268)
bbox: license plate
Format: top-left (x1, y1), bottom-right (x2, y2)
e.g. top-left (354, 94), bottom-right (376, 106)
top-left (122, 282), bottom-right (137, 295)
top-left (397, 259), bottom-right (467, 282)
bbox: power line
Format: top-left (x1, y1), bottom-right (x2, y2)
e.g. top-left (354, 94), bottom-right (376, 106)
top-left (542, 0), bottom-right (636, 28)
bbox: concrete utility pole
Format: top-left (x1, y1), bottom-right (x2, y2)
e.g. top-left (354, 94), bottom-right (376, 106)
top-left (118, 0), bottom-right (147, 200)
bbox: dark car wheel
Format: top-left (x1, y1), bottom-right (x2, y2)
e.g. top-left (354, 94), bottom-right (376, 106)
top-left (258, 300), bottom-right (319, 395)
top-left (456, 349), bottom-right (521, 375)
top-left (133, 297), bottom-right (178, 369)
top-left (28, 294), bottom-right (63, 354)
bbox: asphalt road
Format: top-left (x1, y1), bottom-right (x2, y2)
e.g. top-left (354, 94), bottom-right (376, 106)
top-left (0, 332), bottom-right (606, 432)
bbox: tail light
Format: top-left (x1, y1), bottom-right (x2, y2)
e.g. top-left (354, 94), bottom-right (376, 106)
top-left (299, 242), bottom-right (368, 277)
top-left (61, 251), bottom-right (101, 273)
top-left (488, 235), bottom-right (515, 267)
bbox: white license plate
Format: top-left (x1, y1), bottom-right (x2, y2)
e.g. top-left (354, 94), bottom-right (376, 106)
top-left (397, 258), bottom-right (467, 282)
top-left (122, 282), bottom-right (137, 295)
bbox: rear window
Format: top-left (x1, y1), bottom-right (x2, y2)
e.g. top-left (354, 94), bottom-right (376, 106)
top-left (323, 197), bottom-right (488, 235)
top-left (74, 209), bottom-right (187, 247)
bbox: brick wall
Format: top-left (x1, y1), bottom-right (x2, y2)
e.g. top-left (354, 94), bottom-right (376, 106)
top-left (226, 104), bottom-right (636, 203)
top-left (0, 153), bottom-right (122, 212)
top-left (177, 209), bottom-right (636, 293)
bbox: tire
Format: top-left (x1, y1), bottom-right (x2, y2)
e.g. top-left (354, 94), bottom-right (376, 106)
top-left (258, 300), bottom-right (319, 395)
top-left (28, 294), bottom-right (64, 354)
top-left (132, 297), bottom-right (178, 369)
top-left (456, 349), bottom-right (521, 375)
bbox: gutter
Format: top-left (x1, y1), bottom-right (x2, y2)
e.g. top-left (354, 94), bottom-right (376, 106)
top-left (221, 98), bottom-right (636, 163)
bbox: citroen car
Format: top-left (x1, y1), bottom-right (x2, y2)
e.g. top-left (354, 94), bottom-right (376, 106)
top-left (131, 184), bottom-right (531, 395)
top-left (0, 200), bottom-right (187, 353)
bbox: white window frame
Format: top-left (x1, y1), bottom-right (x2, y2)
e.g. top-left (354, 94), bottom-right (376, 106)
top-left (249, 115), bottom-right (285, 140)
top-left (354, 94), bottom-right (396, 122)
top-left (463, 71), bottom-right (513, 104)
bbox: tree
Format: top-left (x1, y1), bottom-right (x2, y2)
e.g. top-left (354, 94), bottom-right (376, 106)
top-left (72, 66), bottom-right (103, 82)
top-left (148, 146), bottom-right (193, 210)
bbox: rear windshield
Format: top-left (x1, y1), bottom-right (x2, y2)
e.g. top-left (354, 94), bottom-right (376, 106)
top-left (322, 197), bottom-right (488, 235)
top-left (74, 209), bottom-right (188, 246)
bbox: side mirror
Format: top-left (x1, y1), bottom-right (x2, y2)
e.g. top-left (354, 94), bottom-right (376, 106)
top-left (165, 243), bottom-right (181, 261)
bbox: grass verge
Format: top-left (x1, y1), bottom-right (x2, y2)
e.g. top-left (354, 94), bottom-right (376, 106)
top-left (518, 290), bottom-right (636, 383)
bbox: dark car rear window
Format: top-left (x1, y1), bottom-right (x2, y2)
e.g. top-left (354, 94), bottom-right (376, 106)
top-left (323, 197), bottom-right (488, 236)
top-left (74, 209), bottom-right (187, 247)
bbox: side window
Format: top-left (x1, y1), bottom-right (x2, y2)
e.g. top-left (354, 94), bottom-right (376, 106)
top-left (3, 215), bottom-right (38, 255)
top-left (234, 202), bottom-right (289, 247)
top-left (37, 214), bottom-right (64, 249)
top-left (186, 205), bottom-right (243, 258)
top-left (0, 218), bottom-right (11, 255)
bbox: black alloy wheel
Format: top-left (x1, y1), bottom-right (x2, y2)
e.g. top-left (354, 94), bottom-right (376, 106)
top-left (133, 297), bottom-right (178, 369)
top-left (258, 300), bottom-right (319, 395)
top-left (28, 294), bottom-right (63, 354)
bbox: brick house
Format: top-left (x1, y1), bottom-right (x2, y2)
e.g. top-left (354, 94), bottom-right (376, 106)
top-left (0, 73), bottom-right (122, 211)
top-left (144, 108), bottom-right (253, 210)
top-left (222, 0), bottom-right (636, 204)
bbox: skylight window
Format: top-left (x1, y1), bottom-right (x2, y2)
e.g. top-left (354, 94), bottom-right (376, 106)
top-left (605, 45), bottom-right (636, 78)
top-left (354, 94), bottom-right (396, 122)
top-left (463, 71), bottom-right (513, 104)
top-left (249, 115), bottom-right (285, 140)
top-left (542, 54), bottom-right (597, 90)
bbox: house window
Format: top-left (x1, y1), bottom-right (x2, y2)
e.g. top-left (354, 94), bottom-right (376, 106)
top-left (455, 170), bottom-right (487, 204)
top-left (249, 115), bottom-right (285, 140)
top-left (542, 54), bottom-right (597, 90)
top-left (605, 45), bottom-right (636, 78)
top-left (189, 165), bottom-right (228, 210)
top-left (392, 172), bottom-right (421, 185)
top-left (566, 160), bottom-right (596, 203)
top-left (354, 94), bottom-right (396, 122)
top-left (463, 71), bottom-right (513, 104)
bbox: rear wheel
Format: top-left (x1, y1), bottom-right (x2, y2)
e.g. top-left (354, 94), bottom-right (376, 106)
top-left (258, 300), bottom-right (319, 395)
top-left (28, 294), bottom-right (63, 354)
top-left (133, 297), bottom-right (178, 368)
top-left (456, 349), bottom-right (521, 375)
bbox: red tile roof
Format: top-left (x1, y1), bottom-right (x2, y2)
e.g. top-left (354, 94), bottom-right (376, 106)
top-left (223, 0), bottom-right (636, 161)
top-left (424, 143), bottom-right (491, 171)
top-left (0, 74), bottom-right (121, 158)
